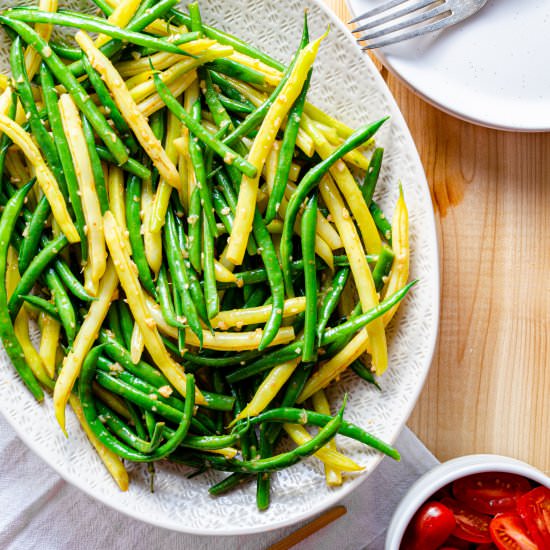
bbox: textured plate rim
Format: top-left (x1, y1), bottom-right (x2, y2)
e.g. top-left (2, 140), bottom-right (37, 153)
top-left (345, 0), bottom-right (550, 133)
top-left (0, 0), bottom-right (440, 536)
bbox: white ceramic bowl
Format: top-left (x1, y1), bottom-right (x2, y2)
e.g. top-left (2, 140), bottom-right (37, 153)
top-left (385, 454), bottom-right (550, 550)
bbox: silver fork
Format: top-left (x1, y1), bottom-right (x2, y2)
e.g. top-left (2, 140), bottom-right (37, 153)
top-left (350, 0), bottom-right (488, 50)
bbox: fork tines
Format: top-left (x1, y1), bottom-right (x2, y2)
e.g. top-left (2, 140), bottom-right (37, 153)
top-left (350, 0), bottom-right (452, 50)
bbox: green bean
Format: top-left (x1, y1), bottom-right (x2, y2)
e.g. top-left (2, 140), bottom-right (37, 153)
top-left (227, 282), bottom-right (416, 383)
top-left (188, 1), bottom-right (203, 34)
top-left (18, 195), bottom-right (51, 274)
top-left (208, 58), bottom-right (266, 87)
top-left (0, 180), bottom-right (43, 400)
top-left (187, 188), bottom-right (202, 274)
top-left (218, 95), bottom-right (254, 115)
top-left (183, 349), bottom-right (262, 368)
top-left (44, 267), bottom-right (77, 345)
top-left (164, 209), bottom-right (203, 345)
top-left (300, 194), bottom-right (318, 362)
top-left (350, 360), bottom-right (381, 391)
top-left (280, 117), bottom-right (388, 294)
top-left (361, 147), bottom-right (384, 206)
top-left (264, 18), bottom-right (311, 224)
top-left (215, 168), bottom-right (257, 255)
top-left (209, 71), bottom-right (255, 110)
top-left (153, 73), bottom-right (257, 178)
top-left (80, 346), bottom-right (196, 462)
top-left (4, 9), bottom-right (186, 55)
top-left (219, 253), bottom-right (376, 289)
top-left (256, 424), bottom-right (272, 510)
top-left (0, 17), bottom-right (129, 165)
top-left (11, 37), bottom-right (67, 198)
top-left (125, 175), bottom-right (157, 298)
top-left (95, 147), bottom-right (152, 180)
top-left (156, 265), bottom-right (184, 329)
top-left (372, 245), bottom-right (394, 292)
top-left (245, 404), bottom-right (399, 460)
top-left (49, 40), bottom-right (82, 61)
top-left (188, 98), bottom-right (218, 237)
top-left (19, 295), bottom-right (60, 322)
top-left (224, 400), bottom-right (345, 473)
top-left (8, 234), bottom-right (69, 320)
top-left (52, 257), bottom-right (95, 302)
top-left (212, 188), bottom-right (234, 233)
top-left (117, 301), bottom-right (134, 351)
top-left (370, 200), bottom-right (392, 243)
top-left (208, 472), bottom-right (252, 496)
top-left (202, 215), bottom-right (218, 319)
top-left (82, 54), bottom-right (138, 154)
top-left (322, 281), bottom-right (416, 345)
top-left (169, 9), bottom-right (284, 72)
top-left (96, 400), bottom-right (165, 453)
top-left (82, 116), bottom-right (109, 214)
top-left (106, 306), bottom-right (125, 348)
top-left (172, 286), bottom-right (186, 355)
top-left (39, 64), bottom-right (87, 259)
top-left (317, 268), bottom-right (349, 345)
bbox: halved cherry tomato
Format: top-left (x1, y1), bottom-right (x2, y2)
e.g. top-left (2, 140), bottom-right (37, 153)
top-left (453, 473), bottom-right (532, 515)
top-left (477, 544), bottom-right (498, 549)
top-left (489, 513), bottom-right (539, 550)
top-left (517, 486), bottom-right (550, 548)
top-left (401, 501), bottom-right (456, 550)
top-left (441, 497), bottom-right (493, 543)
top-left (439, 534), bottom-right (472, 549)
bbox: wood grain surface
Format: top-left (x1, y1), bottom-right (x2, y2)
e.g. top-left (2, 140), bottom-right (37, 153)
top-left (324, 0), bottom-right (550, 473)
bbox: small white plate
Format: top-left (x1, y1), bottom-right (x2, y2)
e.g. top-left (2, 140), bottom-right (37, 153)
top-left (347, 0), bottom-right (550, 131)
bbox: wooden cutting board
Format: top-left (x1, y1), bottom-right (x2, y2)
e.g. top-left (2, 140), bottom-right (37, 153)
top-left (325, 0), bottom-right (550, 473)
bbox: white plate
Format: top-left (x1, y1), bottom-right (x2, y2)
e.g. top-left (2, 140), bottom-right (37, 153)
top-left (0, 0), bottom-right (439, 535)
top-left (347, 0), bottom-right (550, 131)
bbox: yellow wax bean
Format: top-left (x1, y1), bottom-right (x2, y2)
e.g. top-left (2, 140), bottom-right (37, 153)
top-left (76, 32), bottom-right (180, 189)
top-left (137, 70), bottom-right (197, 118)
top-left (144, 294), bottom-right (295, 351)
top-left (0, 114), bottom-right (79, 242)
top-left (319, 175), bottom-right (387, 375)
top-left (302, 114), bottom-right (381, 255)
top-left (228, 51), bottom-right (283, 86)
top-left (69, 394), bottom-right (129, 491)
top-left (129, 46), bottom-right (233, 104)
top-left (95, 0), bottom-right (141, 48)
top-left (141, 177), bottom-right (162, 275)
top-left (59, 93), bottom-right (106, 295)
top-left (214, 260), bottom-right (238, 284)
top-left (283, 424), bottom-right (364, 472)
top-left (234, 359), bottom-right (300, 422)
top-left (382, 186), bottom-right (409, 326)
top-left (297, 329), bottom-right (368, 403)
top-left (92, 383), bottom-right (132, 420)
top-left (103, 212), bottom-right (203, 404)
top-left (226, 35), bottom-right (324, 266)
top-left (24, 0), bottom-right (57, 80)
top-left (149, 109), bottom-right (181, 234)
top-left (39, 312), bottom-right (61, 379)
top-left (211, 297), bottom-right (306, 330)
top-left (130, 322), bottom-right (144, 365)
top-left (312, 390), bottom-right (343, 486)
top-left (54, 260), bottom-right (119, 433)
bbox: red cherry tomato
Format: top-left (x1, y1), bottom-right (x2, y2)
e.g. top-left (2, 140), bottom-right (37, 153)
top-left (517, 486), bottom-right (550, 548)
top-left (400, 501), bottom-right (456, 550)
top-left (439, 534), bottom-right (472, 549)
top-left (477, 544), bottom-right (498, 549)
top-left (452, 473), bottom-right (532, 515)
top-left (489, 513), bottom-right (539, 550)
top-left (441, 497), bottom-right (493, 543)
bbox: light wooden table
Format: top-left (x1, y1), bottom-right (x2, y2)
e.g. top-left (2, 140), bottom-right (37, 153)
top-left (325, 0), bottom-right (550, 474)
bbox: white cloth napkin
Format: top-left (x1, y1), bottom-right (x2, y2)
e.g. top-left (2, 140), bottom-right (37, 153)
top-left (0, 414), bottom-right (437, 550)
